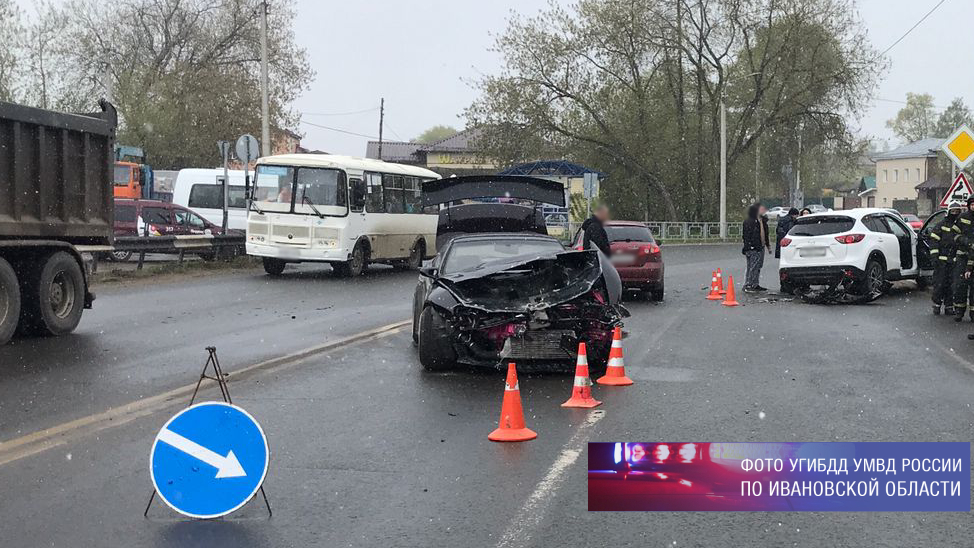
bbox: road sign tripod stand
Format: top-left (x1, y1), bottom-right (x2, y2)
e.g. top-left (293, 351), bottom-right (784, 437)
top-left (144, 346), bottom-right (272, 518)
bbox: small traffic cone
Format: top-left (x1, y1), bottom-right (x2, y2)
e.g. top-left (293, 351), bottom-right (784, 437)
top-left (597, 327), bottom-right (633, 386)
top-left (488, 363), bottom-right (537, 442)
top-left (562, 343), bottom-right (602, 408)
top-left (716, 268), bottom-right (726, 295)
top-left (706, 272), bottom-right (722, 300)
top-left (722, 275), bottom-right (740, 307)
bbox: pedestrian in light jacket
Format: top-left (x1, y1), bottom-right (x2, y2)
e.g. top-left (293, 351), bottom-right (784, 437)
top-left (742, 202), bottom-right (770, 292)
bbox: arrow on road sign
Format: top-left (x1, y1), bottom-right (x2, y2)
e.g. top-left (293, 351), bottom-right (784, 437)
top-left (157, 428), bottom-right (247, 479)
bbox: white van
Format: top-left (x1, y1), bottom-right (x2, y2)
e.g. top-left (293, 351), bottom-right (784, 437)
top-left (171, 168), bottom-right (255, 231)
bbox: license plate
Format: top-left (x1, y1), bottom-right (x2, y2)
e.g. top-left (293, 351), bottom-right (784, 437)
top-left (799, 248), bottom-right (827, 258)
top-left (612, 254), bottom-right (636, 265)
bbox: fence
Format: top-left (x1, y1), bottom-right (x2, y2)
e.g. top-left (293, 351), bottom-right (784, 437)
top-left (556, 221), bottom-right (770, 244)
top-left (78, 234), bottom-right (246, 272)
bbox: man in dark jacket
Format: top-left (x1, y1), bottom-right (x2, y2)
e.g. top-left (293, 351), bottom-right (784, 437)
top-left (952, 196), bottom-right (974, 321)
top-left (931, 201), bottom-right (963, 315)
top-left (742, 202), bottom-right (770, 292)
top-left (774, 207), bottom-right (800, 259)
top-left (581, 205), bottom-right (611, 256)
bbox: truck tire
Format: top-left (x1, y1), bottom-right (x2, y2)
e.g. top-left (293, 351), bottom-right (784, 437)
top-left (18, 251), bottom-right (85, 337)
top-left (262, 257), bottom-right (286, 275)
top-left (0, 257), bottom-right (20, 345)
top-left (418, 306), bottom-right (457, 371)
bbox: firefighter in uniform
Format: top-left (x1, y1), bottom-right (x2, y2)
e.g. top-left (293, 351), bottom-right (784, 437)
top-left (930, 201), bottom-right (964, 315)
top-left (953, 196), bottom-right (974, 321)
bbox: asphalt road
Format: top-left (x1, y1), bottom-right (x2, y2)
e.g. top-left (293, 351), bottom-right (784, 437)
top-left (1, 245), bottom-right (973, 547)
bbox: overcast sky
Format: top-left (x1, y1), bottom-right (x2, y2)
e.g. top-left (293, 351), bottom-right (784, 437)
top-left (289, 0), bottom-right (969, 156)
top-left (14, 0), bottom-right (968, 155)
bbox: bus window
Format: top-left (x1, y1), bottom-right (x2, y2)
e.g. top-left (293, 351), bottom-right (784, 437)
top-left (404, 177), bottom-right (420, 213)
top-left (349, 178), bottom-right (366, 213)
top-left (296, 168), bottom-right (346, 208)
top-left (366, 173), bottom-right (384, 213)
top-left (383, 174), bottom-right (404, 213)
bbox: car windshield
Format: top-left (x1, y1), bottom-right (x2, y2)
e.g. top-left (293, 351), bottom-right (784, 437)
top-left (605, 225), bottom-right (654, 242)
top-left (789, 216), bottom-right (855, 236)
top-left (441, 239), bottom-right (564, 274)
top-left (903, 214), bottom-right (921, 222)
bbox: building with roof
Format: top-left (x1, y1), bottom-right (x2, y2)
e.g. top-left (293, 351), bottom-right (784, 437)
top-left (365, 127), bottom-right (497, 177)
top-left (869, 138), bottom-right (945, 211)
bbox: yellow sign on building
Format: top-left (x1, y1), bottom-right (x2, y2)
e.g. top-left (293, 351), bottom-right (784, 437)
top-left (943, 125), bottom-right (974, 169)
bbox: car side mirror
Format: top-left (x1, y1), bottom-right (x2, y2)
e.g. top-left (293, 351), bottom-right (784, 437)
top-left (419, 266), bottom-right (437, 278)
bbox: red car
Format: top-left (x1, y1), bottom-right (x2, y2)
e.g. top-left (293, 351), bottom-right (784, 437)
top-left (109, 199), bottom-right (229, 261)
top-left (575, 221), bottom-right (664, 300)
top-left (901, 213), bottom-right (923, 231)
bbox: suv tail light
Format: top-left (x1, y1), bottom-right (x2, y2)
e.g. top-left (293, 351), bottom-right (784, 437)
top-left (835, 234), bottom-right (865, 244)
top-left (780, 238), bottom-right (792, 247)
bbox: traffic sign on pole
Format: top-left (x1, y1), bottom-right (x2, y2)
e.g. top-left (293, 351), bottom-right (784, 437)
top-left (235, 134), bottom-right (260, 165)
top-left (940, 173), bottom-right (973, 208)
top-left (150, 401), bottom-right (269, 519)
top-left (942, 125), bottom-right (974, 169)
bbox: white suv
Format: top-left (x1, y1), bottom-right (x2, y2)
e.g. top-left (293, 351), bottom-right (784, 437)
top-left (778, 208), bottom-right (920, 295)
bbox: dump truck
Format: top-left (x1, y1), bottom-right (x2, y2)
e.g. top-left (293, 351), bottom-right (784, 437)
top-left (0, 100), bottom-right (117, 345)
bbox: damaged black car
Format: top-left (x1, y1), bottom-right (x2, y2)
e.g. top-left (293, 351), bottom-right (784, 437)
top-left (411, 175), bottom-right (628, 372)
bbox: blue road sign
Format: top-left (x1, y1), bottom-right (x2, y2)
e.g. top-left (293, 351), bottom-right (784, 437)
top-left (150, 401), bottom-right (269, 519)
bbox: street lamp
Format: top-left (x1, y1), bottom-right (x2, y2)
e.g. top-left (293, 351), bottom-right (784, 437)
top-left (719, 72), bottom-right (761, 239)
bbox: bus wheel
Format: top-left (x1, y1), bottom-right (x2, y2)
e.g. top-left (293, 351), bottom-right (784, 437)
top-left (406, 242), bottom-right (424, 270)
top-left (335, 243), bottom-right (368, 277)
top-left (262, 257), bottom-right (286, 275)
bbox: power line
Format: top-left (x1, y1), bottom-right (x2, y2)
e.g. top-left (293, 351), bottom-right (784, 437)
top-left (299, 119), bottom-right (379, 140)
top-left (301, 107), bottom-right (380, 117)
top-left (878, 0), bottom-right (948, 57)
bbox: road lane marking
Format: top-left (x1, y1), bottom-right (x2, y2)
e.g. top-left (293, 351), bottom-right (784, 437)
top-left (0, 320), bottom-right (409, 467)
top-left (495, 409), bottom-right (606, 548)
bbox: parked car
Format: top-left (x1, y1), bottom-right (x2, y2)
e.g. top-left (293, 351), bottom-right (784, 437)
top-left (805, 204), bottom-right (831, 214)
top-left (778, 208), bottom-right (921, 296)
top-left (110, 199), bottom-right (231, 261)
top-left (573, 221), bottom-right (664, 300)
top-left (901, 213), bottom-right (923, 231)
top-left (766, 206), bottom-right (789, 219)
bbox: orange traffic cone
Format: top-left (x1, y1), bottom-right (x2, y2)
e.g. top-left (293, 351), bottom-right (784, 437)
top-left (716, 268), bottom-right (726, 295)
top-left (597, 327), bottom-right (633, 386)
top-left (706, 272), bottom-right (722, 300)
top-left (562, 343), bottom-right (602, 408)
top-left (488, 362), bottom-right (537, 442)
top-left (722, 275), bottom-right (740, 307)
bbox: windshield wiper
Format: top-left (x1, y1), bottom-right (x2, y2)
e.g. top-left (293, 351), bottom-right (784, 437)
top-left (301, 195), bottom-right (325, 218)
top-left (248, 199), bottom-right (264, 214)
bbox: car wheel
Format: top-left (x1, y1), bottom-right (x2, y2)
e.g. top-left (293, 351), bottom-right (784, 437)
top-left (779, 280), bottom-right (795, 295)
top-left (0, 257), bottom-right (21, 345)
top-left (108, 250), bottom-right (132, 262)
top-left (262, 257), bottom-right (286, 276)
top-left (649, 284), bottom-right (664, 301)
top-left (18, 252), bottom-right (85, 337)
top-left (915, 275), bottom-right (931, 290)
top-left (418, 306), bottom-right (457, 371)
top-left (587, 340), bottom-right (610, 377)
top-left (861, 259), bottom-right (886, 295)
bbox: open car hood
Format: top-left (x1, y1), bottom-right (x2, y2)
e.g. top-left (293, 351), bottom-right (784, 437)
top-left (421, 175), bottom-right (566, 207)
top-left (437, 249), bottom-right (622, 313)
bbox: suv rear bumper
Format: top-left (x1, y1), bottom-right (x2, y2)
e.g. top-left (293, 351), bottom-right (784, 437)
top-left (779, 265), bottom-right (864, 286)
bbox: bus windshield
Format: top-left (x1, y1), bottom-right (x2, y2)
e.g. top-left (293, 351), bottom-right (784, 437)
top-left (253, 164), bottom-right (347, 216)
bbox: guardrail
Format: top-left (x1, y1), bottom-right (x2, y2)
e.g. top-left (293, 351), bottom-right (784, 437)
top-left (80, 234), bottom-right (246, 272)
top-left (552, 221), bottom-right (775, 244)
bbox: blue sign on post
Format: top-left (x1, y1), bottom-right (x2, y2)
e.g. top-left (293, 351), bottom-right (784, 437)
top-left (150, 401), bottom-right (269, 519)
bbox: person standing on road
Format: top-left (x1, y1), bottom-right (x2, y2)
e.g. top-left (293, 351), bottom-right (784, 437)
top-left (774, 207), bottom-right (799, 259)
top-left (953, 197), bottom-right (974, 321)
top-left (581, 205), bottom-right (612, 256)
top-left (742, 203), bottom-right (771, 293)
top-left (930, 201), bottom-right (963, 316)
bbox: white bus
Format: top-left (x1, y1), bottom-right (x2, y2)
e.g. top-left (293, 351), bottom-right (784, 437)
top-left (245, 154), bottom-right (441, 276)
top-left (172, 168), bottom-right (255, 231)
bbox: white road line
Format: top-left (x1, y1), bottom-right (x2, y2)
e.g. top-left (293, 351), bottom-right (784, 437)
top-left (0, 320), bottom-right (409, 467)
top-left (495, 409), bottom-right (606, 548)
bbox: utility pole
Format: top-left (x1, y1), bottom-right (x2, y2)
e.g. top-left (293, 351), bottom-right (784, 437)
top-left (796, 130), bottom-right (803, 207)
top-left (755, 138), bottom-right (760, 200)
top-left (719, 98), bottom-right (727, 239)
top-left (259, 0), bottom-right (271, 157)
top-left (377, 98), bottom-right (385, 160)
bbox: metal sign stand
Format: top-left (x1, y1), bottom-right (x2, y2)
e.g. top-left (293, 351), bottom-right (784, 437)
top-left (144, 347), bottom-right (272, 519)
